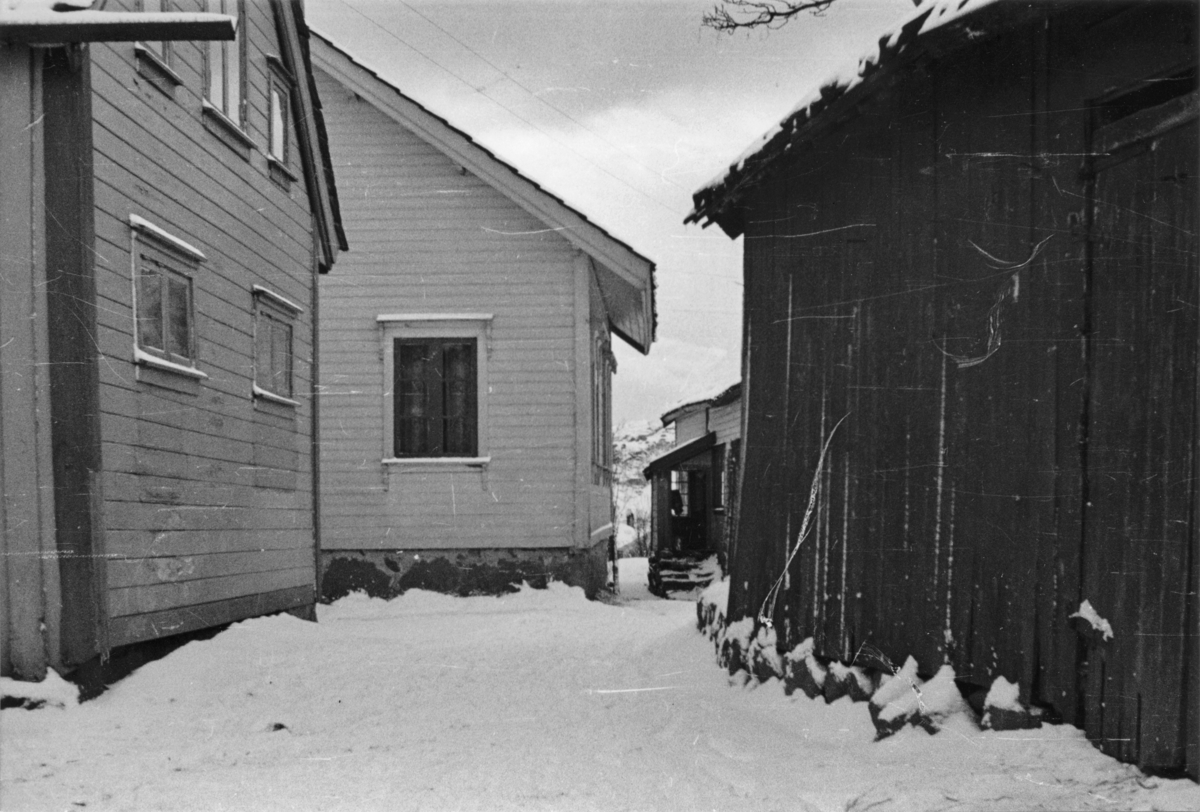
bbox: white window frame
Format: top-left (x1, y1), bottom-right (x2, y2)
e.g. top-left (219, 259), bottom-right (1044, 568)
top-left (377, 313), bottom-right (492, 470)
top-left (252, 286), bottom-right (302, 406)
top-left (129, 215), bottom-right (207, 381)
top-left (202, 0), bottom-right (246, 129)
top-left (136, 0), bottom-right (172, 70)
top-left (592, 332), bottom-right (614, 485)
top-left (266, 56), bottom-right (293, 164)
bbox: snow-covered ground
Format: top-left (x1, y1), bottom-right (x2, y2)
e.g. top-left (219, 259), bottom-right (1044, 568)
top-left (3, 561), bottom-right (1197, 812)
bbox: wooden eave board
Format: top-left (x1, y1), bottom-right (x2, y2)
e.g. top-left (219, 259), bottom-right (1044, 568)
top-left (592, 258), bottom-right (653, 354)
top-left (274, 0), bottom-right (345, 271)
top-left (0, 10), bottom-right (234, 43)
top-left (643, 432), bottom-right (716, 479)
top-left (660, 402), bottom-right (706, 429)
top-left (689, 0), bottom-right (1046, 236)
top-left (310, 33), bottom-right (655, 349)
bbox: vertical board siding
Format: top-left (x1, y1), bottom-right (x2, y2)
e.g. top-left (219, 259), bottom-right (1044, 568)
top-left (0, 47), bottom-right (59, 679)
top-left (89, 0), bottom-right (318, 647)
top-left (1082, 120), bottom-right (1197, 767)
top-left (731, 7), bottom-right (1198, 773)
top-left (315, 68), bottom-right (582, 551)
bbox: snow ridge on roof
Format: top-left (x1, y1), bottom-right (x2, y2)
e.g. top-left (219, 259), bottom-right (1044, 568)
top-left (686, 0), bottom-right (1003, 232)
top-left (661, 379), bottom-right (741, 425)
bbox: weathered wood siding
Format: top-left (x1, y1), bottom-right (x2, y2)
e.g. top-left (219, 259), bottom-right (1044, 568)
top-left (0, 45), bottom-right (61, 679)
top-left (315, 68), bottom-right (588, 551)
top-left (674, 411), bottom-right (708, 445)
top-left (730, 4), bottom-right (1198, 774)
top-left (89, 0), bottom-right (319, 648)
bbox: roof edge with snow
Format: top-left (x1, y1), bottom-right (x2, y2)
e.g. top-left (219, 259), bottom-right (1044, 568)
top-left (643, 431), bottom-right (717, 479)
top-left (661, 380), bottom-right (741, 427)
top-left (309, 31), bottom-right (657, 355)
top-left (686, 0), bottom-right (1048, 238)
top-left (0, 9), bottom-right (235, 43)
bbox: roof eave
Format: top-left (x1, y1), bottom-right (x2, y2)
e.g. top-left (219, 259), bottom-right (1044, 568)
top-left (309, 31), bottom-right (655, 318)
top-left (274, 0), bottom-right (346, 272)
top-left (643, 432), bottom-right (717, 479)
top-left (0, 11), bottom-right (235, 44)
top-left (687, 1), bottom-right (1045, 235)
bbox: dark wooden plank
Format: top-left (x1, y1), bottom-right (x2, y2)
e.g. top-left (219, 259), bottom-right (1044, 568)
top-left (1085, 119), bottom-right (1196, 769)
top-left (43, 46), bottom-right (108, 668)
top-left (107, 584), bottom-right (313, 648)
top-left (106, 527), bottom-right (310, 558)
top-left (108, 547), bottom-right (311, 590)
top-left (109, 566), bottom-right (311, 618)
top-left (934, 31), bottom-right (1051, 692)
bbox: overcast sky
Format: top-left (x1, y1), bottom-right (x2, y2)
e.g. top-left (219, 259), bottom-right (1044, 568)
top-left (306, 0), bottom-right (914, 425)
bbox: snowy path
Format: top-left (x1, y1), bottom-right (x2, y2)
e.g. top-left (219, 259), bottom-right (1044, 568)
top-left (2, 560), bottom-right (1197, 811)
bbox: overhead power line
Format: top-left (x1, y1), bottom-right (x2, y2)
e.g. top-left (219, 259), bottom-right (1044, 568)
top-left (396, 0), bottom-right (693, 195)
top-left (329, 0), bottom-right (686, 217)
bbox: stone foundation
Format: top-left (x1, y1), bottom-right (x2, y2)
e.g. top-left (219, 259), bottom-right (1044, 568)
top-left (319, 542), bottom-right (610, 602)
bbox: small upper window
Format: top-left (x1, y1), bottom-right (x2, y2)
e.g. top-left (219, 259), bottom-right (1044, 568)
top-left (139, 0), bottom-right (170, 65)
top-left (266, 56), bottom-right (298, 188)
top-left (253, 288), bottom-right (300, 404)
top-left (204, 0), bottom-right (244, 125)
top-left (267, 63), bottom-right (291, 164)
top-left (269, 83), bottom-right (287, 161)
top-left (134, 0), bottom-right (183, 96)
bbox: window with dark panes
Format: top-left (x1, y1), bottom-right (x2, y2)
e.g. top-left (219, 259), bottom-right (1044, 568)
top-left (205, 0), bottom-right (244, 124)
top-left (254, 296), bottom-right (294, 399)
top-left (136, 244), bottom-right (195, 367)
top-left (394, 338), bottom-right (477, 457)
top-left (670, 469), bottom-right (689, 517)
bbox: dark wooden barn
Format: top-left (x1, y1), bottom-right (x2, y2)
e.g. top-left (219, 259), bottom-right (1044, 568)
top-left (687, 0), bottom-right (1198, 776)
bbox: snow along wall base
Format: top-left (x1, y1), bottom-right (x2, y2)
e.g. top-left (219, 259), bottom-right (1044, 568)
top-left (319, 541), bottom-right (610, 602)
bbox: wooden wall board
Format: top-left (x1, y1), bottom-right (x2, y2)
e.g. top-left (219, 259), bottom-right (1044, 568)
top-left (107, 584), bottom-right (313, 649)
top-left (725, 4), bottom-right (1198, 773)
top-left (315, 63), bottom-right (606, 554)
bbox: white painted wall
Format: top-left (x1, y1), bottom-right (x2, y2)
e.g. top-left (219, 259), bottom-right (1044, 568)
top-left (316, 67), bottom-right (603, 551)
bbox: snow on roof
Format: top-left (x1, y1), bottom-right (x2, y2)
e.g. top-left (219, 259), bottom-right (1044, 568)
top-left (0, 3), bottom-right (236, 42)
top-left (686, 0), bottom-right (1006, 233)
top-left (2, 0), bottom-right (93, 11)
top-left (660, 379), bottom-right (741, 425)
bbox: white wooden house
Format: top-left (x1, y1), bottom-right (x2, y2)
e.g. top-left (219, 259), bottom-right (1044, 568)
top-left (0, 0), bottom-right (344, 688)
top-left (310, 35), bottom-right (656, 598)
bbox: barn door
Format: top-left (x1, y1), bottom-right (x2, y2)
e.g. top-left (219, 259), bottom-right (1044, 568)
top-left (1082, 82), bottom-right (1197, 769)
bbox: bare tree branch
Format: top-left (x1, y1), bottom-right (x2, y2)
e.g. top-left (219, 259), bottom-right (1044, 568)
top-left (701, 0), bottom-right (837, 33)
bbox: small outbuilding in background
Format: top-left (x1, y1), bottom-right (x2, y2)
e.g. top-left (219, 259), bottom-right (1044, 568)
top-left (643, 381), bottom-right (740, 595)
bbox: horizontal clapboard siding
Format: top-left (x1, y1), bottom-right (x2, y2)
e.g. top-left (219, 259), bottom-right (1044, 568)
top-left (316, 67), bottom-right (585, 551)
top-left (90, 0), bottom-right (318, 646)
top-left (674, 411), bottom-right (708, 445)
top-left (709, 401), bottom-right (741, 444)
